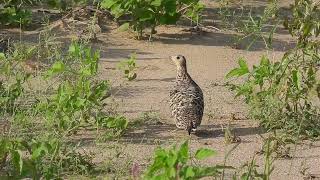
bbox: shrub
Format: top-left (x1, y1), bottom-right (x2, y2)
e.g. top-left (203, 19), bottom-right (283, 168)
top-left (117, 53), bottom-right (137, 81)
top-left (101, 0), bottom-right (205, 39)
top-left (144, 141), bottom-right (231, 179)
top-left (0, 0), bottom-right (37, 26)
top-left (0, 40), bottom-right (128, 178)
top-left (227, 0), bottom-right (320, 138)
top-left (0, 136), bottom-right (93, 179)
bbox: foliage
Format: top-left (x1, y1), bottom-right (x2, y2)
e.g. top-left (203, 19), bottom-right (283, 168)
top-left (38, 42), bottom-right (110, 133)
top-left (144, 141), bottom-right (231, 179)
top-left (0, 40), bottom-right (128, 178)
top-left (0, 0), bottom-right (91, 25)
top-left (227, 0), bottom-right (320, 138)
top-left (0, 0), bottom-right (36, 26)
top-left (117, 53), bottom-right (137, 81)
top-left (101, 0), bottom-right (205, 39)
top-left (283, 0), bottom-right (320, 44)
top-left (218, 0), bottom-right (279, 50)
top-left (97, 116), bottom-right (129, 139)
top-left (229, 138), bottom-right (274, 180)
top-left (46, 0), bottom-right (88, 10)
top-left (0, 136), bottom-right (93, 179)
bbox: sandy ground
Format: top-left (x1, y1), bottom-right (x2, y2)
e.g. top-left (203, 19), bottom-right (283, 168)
top-left (1, 0), bottom-right (320, 179)
top-left (93, 27), bottom-right (320, 179)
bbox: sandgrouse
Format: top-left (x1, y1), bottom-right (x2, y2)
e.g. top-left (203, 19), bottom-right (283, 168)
top-left (169, 55), bottom-right (204, 135)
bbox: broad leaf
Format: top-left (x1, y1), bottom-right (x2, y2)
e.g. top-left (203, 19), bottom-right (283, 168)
top-left (195, 148), bottom-right (216, 160)
top-left (178, 141), bottom-right (189, 163)
top-left (0, 53), bottom-right (5, 59)
top-left (185, 166), bottom-right (195, 178)
top-left (151, 0), bottom-right (162, 7)
top-left (118, 22), bottom-right (130, 31)
top-left (226, 58), bottom-right (249, 78)
top-left (100, 0), bottom-right (118, 9)
top-left (292, 69), bottom-right (302, 89)
top-left (12, 150), bottom-right (23, 174)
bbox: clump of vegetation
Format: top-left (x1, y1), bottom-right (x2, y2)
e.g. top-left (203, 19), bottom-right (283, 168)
top-left (0, 38), bottom-right (129, 178)
top-left (218, 0), bottom-right (280, 50)
top-left (40, 42), bottom-right (111, 133)
top-left (46, 0), bottom-right (88, 10)
top-left (227, 0), bottom-right (320, 138)
top-left (101, 0), bottom-right (205, 39)
top-left (0, 0), bottom-right (35, 26)
top-left (0, 136), bottom-right (93, 179)
top-left (144, 140), bottom-right (230, 179)
top-left (235, 138), bottom-right (274, 180)
top-left (117, 53), bottom-right (138, 81)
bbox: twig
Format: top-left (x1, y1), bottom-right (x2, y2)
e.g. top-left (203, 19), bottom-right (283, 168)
top-left (178, 3), bottom-right (195, 14)
top-left (183, 16), bottom-right (221, 32)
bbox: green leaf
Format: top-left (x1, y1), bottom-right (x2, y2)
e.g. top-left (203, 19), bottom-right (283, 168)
top-left (159, 13), bottom-right (180, 24)
top-left (239, 58), bottom-right (249, 71)
top-left (118, 22), bottom-right (130, 31)
top-left (226, 68), bottom-right (244, 79)
top-left (168, 167), bottom-right (176, 177)
top-left (127, 72), bottom-right (137, 81)
top-left (303, 23), bottom-right (312, 36)
top-left (178, 141), bottom-right (189, 163)
top-left (12, 150), bottom-right (23, 174)
top-left (195, 148), bottom-right (216, 160)
top-left (151, 0), bottom-right (162, 7)
top-left (185, 167), bottom-right (195, 178)
top-left (80, 67), bottom-right (93, 76)
top-left (139, 10), bottom-right (154, 21)
top-left (260, 55), bottom-right (270, 66)
top-left (75, 98), bottom-right (86, 108)
top-left (226, 58), bottom-right (249, 78)
top-left (0, 53), bottom-right (5, 60)
top-left (166, 152), bottom-right (177, 167)
top-left (110, 3), bottom-right (125, 18)
top-left (32, 143), bottom-right (49, 159)
top-left (193, 166), bottom-right (220, 178)
top-left (100, 0), bottom-right (118, 9)
top-left (45, 61), bottom-right (66, 78)
top-left (292, 69), bottom-right (302, 89)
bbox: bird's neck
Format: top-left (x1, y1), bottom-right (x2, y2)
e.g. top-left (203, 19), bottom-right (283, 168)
top-left (176, 66), bottom-right (191, 84)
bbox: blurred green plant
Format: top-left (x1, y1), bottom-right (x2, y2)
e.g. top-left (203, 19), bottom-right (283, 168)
top-left (0, 0), bottom-right (36, 26)
top-left (218, 0), bottom-right (280, 50)
top-left (39, 42), bottom-right (110, 133)
top-left (46, 0), bottom-right (88, 10)
top-left (144, 141), bottom-right (232, 179)
top-left (101, 0), bottom-right (205, 39)
top-left (227, 0), bottom-right (320, 138)
top-left (117, 53), bottom-right (137, 81)
top-left (0, 136), bottom-right (93, 179)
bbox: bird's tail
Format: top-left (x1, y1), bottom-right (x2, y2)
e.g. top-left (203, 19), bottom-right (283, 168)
top-left (187, 121), bottom-right (195, 135)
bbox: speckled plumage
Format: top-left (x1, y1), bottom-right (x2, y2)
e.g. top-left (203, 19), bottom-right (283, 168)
top-left (169, 55), bottom-right (204, 135)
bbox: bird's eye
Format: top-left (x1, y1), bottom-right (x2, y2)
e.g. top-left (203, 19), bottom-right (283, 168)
top-left (177, 56), bottom-right (180, 60)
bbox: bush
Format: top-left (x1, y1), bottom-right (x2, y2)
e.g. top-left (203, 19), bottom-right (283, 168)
top-left (0, 40), bottom-right (128, 178)
top-left (101, 0), bottom-right (205, 39)
top-left (227, 0), bottom-right (320, 138)
top-left (144, 141), bottom-right (231, 179)
top-left (0, 0), bottom-right (37, 26)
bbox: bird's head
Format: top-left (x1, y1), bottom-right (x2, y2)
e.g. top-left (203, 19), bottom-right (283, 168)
top-left (170, 55), bottom-right (187, 69)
